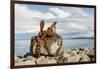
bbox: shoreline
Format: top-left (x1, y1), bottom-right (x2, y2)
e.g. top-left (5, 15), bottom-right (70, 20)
top-left (15, 47), bottom-right (95, 66)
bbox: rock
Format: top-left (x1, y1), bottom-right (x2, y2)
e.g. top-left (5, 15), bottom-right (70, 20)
top-left (78, 48), bottom-right (94, 56)
top-left (57, 57), bottom-right (67, 63)
top-left (15, 54), bottom-right (19, 61)
top-left (70, 50), bottom-right (78, 56)
top-left (67, 55), bottom-right (81, 63)
top-left (47, 36), bottom-right (63, 56)
top-left (36, 56), bottom-right (48, 64)
top-left (23, 52), bottom-right (32, 58)
top-left (63, 50), bottom-right (78, 57)
top-left (46, 57), bottom-right (57, 64)
top-left (57, 54), bottom-right (81, 63)
top-left (78, 50), bottom-right (86, 55)
top-left (24, 60), bottom-right (36, 65)
top-left (57, 50), bottom-right (81, 63)
top-left (87, 48), bottom-right (95, 62)
top-left (63, 51), bottom-right (71, 58)
top-left (15, 54), bottom-right (36, 66)
top-left (15, 54), bottom-right (22, 63)
top-left (87, 48), bottom-right (94, 56)
top-left (15, 55), bottom-right (36, 66)
top-left (36, 56), bottom-right (57, 64)
top-left (15, 60), bottom-right (36, 66)
top-left (24, 56), bottom-right (36, 61)
top-left (53, 56), bottom-right (59, 60)
top-left (30, 32), bottom-right (63, 56)
top-left (15, 47), bottom-right (95, 65)
top-left (79, 48), bottom-right (84, 51)
top-left (82, 48), bottom-right (90, 55)
top-left (80, 55), bottom-right (90, 62)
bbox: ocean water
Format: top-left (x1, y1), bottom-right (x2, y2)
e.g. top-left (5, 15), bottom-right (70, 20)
top-left (15, 39), bottom-right (94, 56)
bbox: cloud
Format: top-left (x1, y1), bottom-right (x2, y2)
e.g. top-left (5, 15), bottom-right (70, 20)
top-left (57, 22), bottom-right (88, 33)
top-left (15, 4), bottom-right (56, 19)
top-left (15, 4), bottom-right (33, 19)
top-left (49, 7), bottom-right (71, 18)
top-left (15, 4), bottom-right (94, 38)
top-left (55, 7), bottom-right (93, 35)
top-left (61, 7), bottom-right (88, 17)
top-left (15, 4), bottom-right (57, 33)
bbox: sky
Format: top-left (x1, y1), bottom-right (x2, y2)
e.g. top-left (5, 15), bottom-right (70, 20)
top-left (15, 3), bottom-right (94, 39)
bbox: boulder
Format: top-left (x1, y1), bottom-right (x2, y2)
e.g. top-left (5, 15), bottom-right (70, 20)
top-left (57, 54), bottom-right (81, 63)
top-left (36, 56), bottom-right (57, 64)
top-left (57, 57), bottom-right (67, 63)
top-left (15, 60), bottom-right (36, 66)
top-left (46, 57), bottom-right (57, 64)
top-left (23, 52), bottom-right (32, 58)
top-left (24, 56), bottom-right (36, 61)
top-left (63, 51), bottom-right (71, 58)
top-left (70, 50), bottom-right (78, 56)
top-left (30, 34), bottom-right (63, 57)
top-left (80, 55), bottom-right (90, 62)
top-left (15, 54), bottom-right (22, 63)
top-left (58, 50), bottom-right (81, 63)
top-left (78, 50), bottom-right (86, 55)
top-left (82, 48), bottom-right (90, 55)
top-left (30, 20), bottom-right (63, 57)
top-left (15, 54), bottom-right (36, 66)
top-left (87, 48), bottom-right (94, 56)
top-left (66, 55), bottom-right (81, 63)
top-left (36, 56), bottom-right (48, 64)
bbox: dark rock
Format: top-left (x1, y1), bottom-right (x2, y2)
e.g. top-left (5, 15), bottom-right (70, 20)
top-left (23, 52), bottom-right (32, 58)
top-left (24, 56), bottom-right (36, 61)
top-left (79, 48), bottom-right (84, 51)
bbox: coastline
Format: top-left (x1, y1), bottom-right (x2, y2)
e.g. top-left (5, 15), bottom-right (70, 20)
top-left (15, 38), bottom-right (94, 56)
top-left (15, 47), bottom-right (95, 66)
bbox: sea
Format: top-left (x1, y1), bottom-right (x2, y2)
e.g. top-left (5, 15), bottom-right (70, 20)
top-left (15, 39), bottom-right (94, 56)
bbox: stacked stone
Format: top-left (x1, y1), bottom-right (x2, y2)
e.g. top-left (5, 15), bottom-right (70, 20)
top-left (30, 20), bottom-right (63, 58)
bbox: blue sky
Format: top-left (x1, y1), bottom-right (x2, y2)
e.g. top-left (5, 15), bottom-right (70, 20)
top-left (15, 3), bottom-right (94, 39)
top-left (26, 4), bottom-right (94, 18)
top-left (26, 4), bottom-right (94, 15)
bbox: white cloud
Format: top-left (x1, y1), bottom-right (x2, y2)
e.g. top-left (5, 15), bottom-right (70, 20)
top-left (56, 7), bottom-right (93, 35)
top-left (57, 22), bottom-right (88, 33)
top-left (15, 4), bottom-right (56, 19)
top-left (32, 11), bottom-right (56, 19)
top-left (15, 4), bottom-right (33, 19)
top-left (49, 7), bottom-right (71, 18)
top-left (45, 12), bottom-right (56, 19)
top-left (70, 7), bottom-right (88, 17)
top-left (68, 22), bottom-right (88, 31)
top-left (48, 7), bottom-right (93, 35)
top-left (61, 7), bottom-right (88, 17)
top-left (15, 4), bottom-right (57, 33)
top-left (15, 4), bottom-right (94, 38)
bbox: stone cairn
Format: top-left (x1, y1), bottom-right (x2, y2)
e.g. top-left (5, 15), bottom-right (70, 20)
top-left (30, 20), bottom-right (63, 58)
top-left (15, 20), bottom-right (95, 66)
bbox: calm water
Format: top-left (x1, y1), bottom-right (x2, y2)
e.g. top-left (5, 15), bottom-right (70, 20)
top-left (15, 39), bottom-right (94, 56)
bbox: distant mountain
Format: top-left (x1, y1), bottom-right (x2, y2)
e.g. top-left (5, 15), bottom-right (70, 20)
top-left (64, 37), bottom-right (94, 39)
